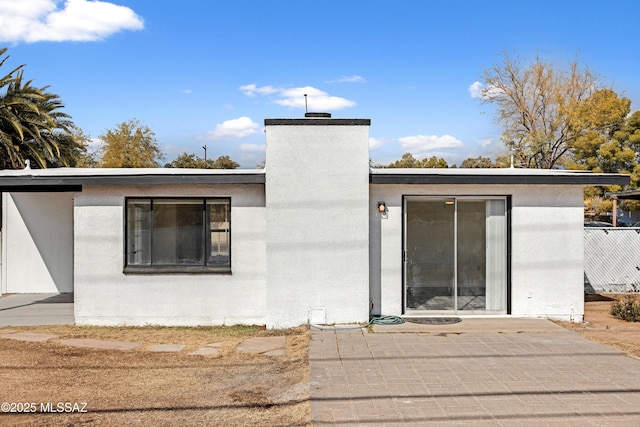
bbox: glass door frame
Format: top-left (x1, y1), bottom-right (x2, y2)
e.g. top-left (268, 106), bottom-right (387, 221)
top-left (402, 195), bottom-right (511, 315)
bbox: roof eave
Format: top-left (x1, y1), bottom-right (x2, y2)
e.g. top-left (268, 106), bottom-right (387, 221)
top-left (369, 173), bottom-right (630, 186)
top-left (0, 172), bottom-right (266, 191)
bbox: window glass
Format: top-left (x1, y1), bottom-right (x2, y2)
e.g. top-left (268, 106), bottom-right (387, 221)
top-left (152, 199), bottom-right (204, 265)
top-left (127, 199), bottom-right (151, 265)
top-left (405, 197), bottom-right (506, 313)
top-left (207, 200), bottom-right (230, 265)
top-left (126, 198), bottom-right (230, 271)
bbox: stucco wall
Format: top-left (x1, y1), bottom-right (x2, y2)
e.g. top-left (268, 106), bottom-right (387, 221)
top-left (2, 192), bottom-right (74, 293)
top-left (370, 184), bottom-right (584, 322)
top-left (510, 186), bottom-right (584, 321)
top-left (73, 184), bottom-right (266, 326)
top-left (265, 122), bottom-right (370, 328)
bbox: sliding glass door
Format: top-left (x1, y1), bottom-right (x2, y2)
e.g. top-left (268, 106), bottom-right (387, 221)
top-left (404, 197), bottom-right (507, 314)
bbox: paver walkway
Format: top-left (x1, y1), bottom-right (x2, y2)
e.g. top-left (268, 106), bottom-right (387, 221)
top-left (309, 319), bottom-right (640, 426)
top-left (1, 331), bottom-right (58, 342)
top-left (0, 294), bottom-right (287, 357)
top-left (0, 329), bottom-right (287, 357)
top-left (58, 338), bottom-right (143, 351)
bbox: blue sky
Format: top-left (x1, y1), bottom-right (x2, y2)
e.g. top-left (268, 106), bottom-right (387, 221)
top-left (1, 0), bottom-right (639, 168)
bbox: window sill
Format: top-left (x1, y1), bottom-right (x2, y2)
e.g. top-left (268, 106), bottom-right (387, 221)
top-left (124, 265), bottom-right (232, 275)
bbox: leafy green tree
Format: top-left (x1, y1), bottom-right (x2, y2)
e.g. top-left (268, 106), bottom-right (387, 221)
top-left (565, 89), bottom-right (634, 173)
top-left (211, 155), bottom-right (239, 169)
top-left (421, 156), bottom-right (449, 168)
top-left (0, 48), bottom-right (84, 168)
top-left (71, 128), bottom-right (98, 167)
top-left (165, 153), bottom-right (208, 168)
top-left (479, 52), bottom-right (622, 169)
top-left (99, 119), bottom-right (164, 168)
top-left (386, 153), bottom-right (448, 168)
top-left (576, 108), bottom-right (640, 212)
top-left (165, 152), bottom-right (239, 169)
top-left (387, 153), bottom-right (420, 168)
top-left (459, 156), bottom-right (498, 168)
top-left (584, 186), bottom-right (614, 214)
top-left (627, 111), bottom-right (640, 193)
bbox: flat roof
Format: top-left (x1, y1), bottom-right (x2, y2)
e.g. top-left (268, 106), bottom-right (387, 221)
top-left (0, 166), bottom-right (629, 192)
top-left (370, 168), bottom-right (630, 185)
top-left (605, 189), bottom-right (640, 200)
top-left (265, 118), bottom-right (371, 126)
top-left (0, 168), bottom-right (266, 191)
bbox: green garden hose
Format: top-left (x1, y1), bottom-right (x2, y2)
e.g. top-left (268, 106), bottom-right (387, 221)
top-left (369, 315), bottom-right (405, 325)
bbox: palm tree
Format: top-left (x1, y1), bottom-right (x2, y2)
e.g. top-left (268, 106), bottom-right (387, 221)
top-left (0, 49), bottom-right (31, 168)
top-left (0, 47), bottom-right (85, 169)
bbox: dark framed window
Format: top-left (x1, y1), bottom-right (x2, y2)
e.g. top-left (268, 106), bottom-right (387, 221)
top-left (125, 197), bottom-right (230, 273)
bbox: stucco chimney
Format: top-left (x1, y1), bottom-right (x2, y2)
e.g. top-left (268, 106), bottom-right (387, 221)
top-left (264, 115), bottom-right (371, 328)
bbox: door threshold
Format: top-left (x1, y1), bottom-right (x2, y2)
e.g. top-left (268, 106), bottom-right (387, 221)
top-left (404, 312), bottom-right (508, 317)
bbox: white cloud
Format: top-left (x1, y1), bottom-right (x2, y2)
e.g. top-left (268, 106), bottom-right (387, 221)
top-left (326, 75), bottom-right (366, 83)
top-left (87, 137), bottom-right (103, 152)
top-left (239, 84), bottom-right (278, 97)
top-left (480, 139), bottom-right (493, 147)
top-left (199, 116), bottom-right (259, 141)
top-left (181, 89), bottom-right (192, 94)
top-left (468, 80), bottom-right (503, 99)
top-left (0, 0), bottom-right (144, 43)
top-left (468, 81), bottom-right (484, 98)
top-left (369, 137), bottom-right (385, 150)
top-left (239, 143), bottom-right (266, 153)
top-left (275, 86), bottom-right (356, 110)
top-left (483, 85), bottom-right (504, 99)
top-left (239, 84), bottom-right (355, 111)
top-left (398, 134), bottom-right (463, 153)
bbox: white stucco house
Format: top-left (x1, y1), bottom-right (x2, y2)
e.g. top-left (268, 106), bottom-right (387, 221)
top-left (0, 114), bottom-right (629, 328)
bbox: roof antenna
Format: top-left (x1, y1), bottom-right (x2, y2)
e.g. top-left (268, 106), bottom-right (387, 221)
top-left (304, 93), bottom-right (308, 114)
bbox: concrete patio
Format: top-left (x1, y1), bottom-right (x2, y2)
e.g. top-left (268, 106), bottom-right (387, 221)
top-left (310, 319), bottom-right (640, 425)
top-left (0, 293), bottom-right (74, 326)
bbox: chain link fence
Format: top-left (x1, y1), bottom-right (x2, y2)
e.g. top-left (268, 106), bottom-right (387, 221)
top-left (584, 228), bottom-right (640, 293)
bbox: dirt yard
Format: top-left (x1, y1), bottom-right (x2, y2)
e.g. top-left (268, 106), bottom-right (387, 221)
top-left (0, 325), bottom-right (311, 426)
top-left (556, 293), bottom-right (640, 360)
top-left (1, 295), bottom-right (639, 426)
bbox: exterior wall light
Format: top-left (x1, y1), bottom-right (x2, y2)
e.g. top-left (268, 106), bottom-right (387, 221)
top-left (377, 201), bottom-right (387, 213)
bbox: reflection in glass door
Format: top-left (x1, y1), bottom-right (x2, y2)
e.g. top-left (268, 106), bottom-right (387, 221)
top-left (457, 201), bottom-right (486, 310)
top-left (404, 197), bottom-right (507, 313)
top-left (405, 199), bottom-right (455, 310)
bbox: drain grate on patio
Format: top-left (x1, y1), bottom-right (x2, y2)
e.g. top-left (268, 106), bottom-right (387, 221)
top-left (403, 317), bottom-right (461, 325)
